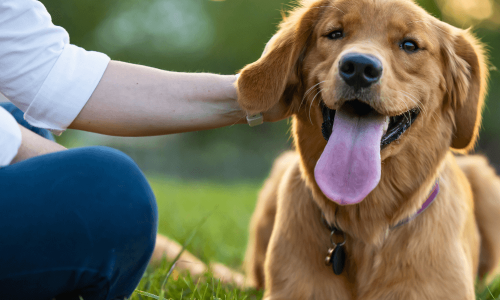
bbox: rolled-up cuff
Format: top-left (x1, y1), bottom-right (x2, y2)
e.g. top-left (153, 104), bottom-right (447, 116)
top-left (0, 106), bottom-right (22, 166)
top-left (24, 44), bottom-right (110, 135)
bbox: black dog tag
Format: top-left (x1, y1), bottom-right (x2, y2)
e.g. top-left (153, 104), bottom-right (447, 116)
top-left (331, 245), bottom-right (345, 275)
top-left (322, 217), bottom-right (347, 276)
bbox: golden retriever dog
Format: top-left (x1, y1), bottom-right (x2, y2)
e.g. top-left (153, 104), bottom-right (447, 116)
top-left (236, 0), bottom-right (500, 298)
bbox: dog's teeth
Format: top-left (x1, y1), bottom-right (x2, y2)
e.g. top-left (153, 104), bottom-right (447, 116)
top-left (383, 116), bottom-right (390, 133)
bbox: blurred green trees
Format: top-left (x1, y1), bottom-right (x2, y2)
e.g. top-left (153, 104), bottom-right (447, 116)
top-left (42, 0), bottom-right (500, 180)
top-left (42, 0), bottom-right (291, 74)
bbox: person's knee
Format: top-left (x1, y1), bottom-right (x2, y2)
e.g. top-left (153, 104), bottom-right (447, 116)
top-left (83, 146), bottom-right (157, 216)
top-left (0, 145), bottom-right (158, 299)
top-left (73, 147), bottom-right (158, 268)
top-left (70, 146), bottom-right (150, 192)
top-left (66, 146), bottom-right (158, 247)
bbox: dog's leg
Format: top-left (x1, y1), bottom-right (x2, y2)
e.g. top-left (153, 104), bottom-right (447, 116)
top-left (243, 189), bottom-right (277, 289)
top-left (458, 155), bottom-right (500, 283)
top-left (262, 163), bottom-right (354, 300)
top-left (244, 151), bottom-right (297, 289)
top-left (150, 234), bottom-right (207, 275)
top-left (151, 234), bottom-right (245, 286)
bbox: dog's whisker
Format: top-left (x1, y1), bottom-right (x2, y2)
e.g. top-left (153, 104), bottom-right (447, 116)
top-left (398, 90), bottom-right (427, 115)
top-left (399, 90), bottom-right (440, 126)
top-left (401, 94), bottom-right (429, 126)
top-left (300, 84), bottom-right (319, 110)
top-left (402, 96), bottom-right (424, 117)
top-left (303, 82), bottom-right (323, 99)
top-left (300, 88), bottom-right (317, 113)
top-left (385, 87), bottom-right (428, 117)
top-left (399, 97), bottom-right (412, 123)
top-left (301, 81), bottom-right (325, 111)
top-left (309, 89), bottom-right (323, 125)
top-left (399, 91), bottom-right (423, 107)
top-left (385, 94), bottom-right (406, 119)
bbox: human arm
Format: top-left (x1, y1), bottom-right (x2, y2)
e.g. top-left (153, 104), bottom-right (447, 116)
top-left (0, 106), bottom-right (65, 166)
top-left (70, 59), bottom-right (292, 136)
top-left (1, 0), bottom-right (287, 141)
top-left (10, 125), bottom-right (66, 164)
top-left (1, 0), bottom-right (244, 136)
top-left (69, 32), bottom-right (288, 136)
top-left (69, 61), bottom-right (246, 136)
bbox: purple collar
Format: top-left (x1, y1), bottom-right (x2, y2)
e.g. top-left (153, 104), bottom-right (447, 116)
top-left (321, 180), bottom-right (440, 276)
top-left (321, 180), bottom-right (440, 232)
top-left (391, 180), bottom-right (440, 229)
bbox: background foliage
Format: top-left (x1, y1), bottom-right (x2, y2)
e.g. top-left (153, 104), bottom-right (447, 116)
top-left (40, 0), bottom-right (500, 180)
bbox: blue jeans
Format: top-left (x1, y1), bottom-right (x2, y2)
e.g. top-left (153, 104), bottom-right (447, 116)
top-left (0, 103), bottom-right (158, 300)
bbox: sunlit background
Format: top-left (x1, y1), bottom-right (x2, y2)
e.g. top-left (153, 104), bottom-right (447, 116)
top-left (30, 0), bottom-right (499, 180)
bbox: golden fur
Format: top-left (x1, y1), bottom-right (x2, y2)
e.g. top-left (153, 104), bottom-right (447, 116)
top-left (237, 0), bottom-right (500, 298)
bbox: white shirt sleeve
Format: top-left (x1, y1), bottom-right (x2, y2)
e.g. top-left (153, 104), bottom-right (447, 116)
top-left (0, 106), bottom-right (22, 167)
top-left (0, 0), bottom-right (110, 135)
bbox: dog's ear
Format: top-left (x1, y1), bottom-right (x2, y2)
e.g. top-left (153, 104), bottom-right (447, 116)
top-left (441, 27), bottom-right (489, 151)
top-left (236, 1), bottom-right (326, 114)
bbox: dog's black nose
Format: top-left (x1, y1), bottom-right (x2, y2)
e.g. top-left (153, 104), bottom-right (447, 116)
top-left (339, 53), bottom-right (382, 89)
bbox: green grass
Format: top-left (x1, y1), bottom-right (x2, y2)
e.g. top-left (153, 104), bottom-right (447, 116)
top-left (129, 176), bottom-right (500, 300)
top-left (149, 175), bottom-right (261, 268)
top-left (132, 260), bottom-right (263, 300)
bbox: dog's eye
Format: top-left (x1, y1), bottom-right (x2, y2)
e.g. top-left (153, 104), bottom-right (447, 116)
top-left (401, 40), bottom-right (419, 53)
top-left (327, 30), bottom-right (344, 40)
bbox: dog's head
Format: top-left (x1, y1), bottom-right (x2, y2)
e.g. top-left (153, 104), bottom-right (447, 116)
top-left (237, 0), bottom-right (488, 207)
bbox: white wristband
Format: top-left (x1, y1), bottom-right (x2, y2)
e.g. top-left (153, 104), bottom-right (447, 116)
top-left (247, 113), bottom-right (263, 127)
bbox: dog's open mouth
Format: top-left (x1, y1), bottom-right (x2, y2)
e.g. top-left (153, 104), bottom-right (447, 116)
top-left (315, 100), bottom-right (420, 205)
top-left (320, 100), bottom-right (420, 148)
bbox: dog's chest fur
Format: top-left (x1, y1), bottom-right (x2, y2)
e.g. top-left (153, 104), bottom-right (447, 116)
top-left (271, 152), bottom-right (478, 299)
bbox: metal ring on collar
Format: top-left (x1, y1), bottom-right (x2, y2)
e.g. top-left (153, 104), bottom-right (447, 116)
top-left (330, 230), bottom-right (347, 247)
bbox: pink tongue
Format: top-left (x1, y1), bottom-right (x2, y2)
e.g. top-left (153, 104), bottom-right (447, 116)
top-left (314, 107), bottom-right (387, 205)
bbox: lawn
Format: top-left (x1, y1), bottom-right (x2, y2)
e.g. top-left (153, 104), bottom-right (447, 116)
top-left (149, 176), bottom-right (261, 268)
top-left (130, 176), bottom-right (500, 300)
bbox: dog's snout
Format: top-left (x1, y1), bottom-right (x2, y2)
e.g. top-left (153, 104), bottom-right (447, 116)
top-left (339, 53), bottom-right (383, 89)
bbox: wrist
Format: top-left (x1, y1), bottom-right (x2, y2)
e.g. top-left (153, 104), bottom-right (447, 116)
top-left (221, 74), bottom-right (246, 124)
top-left (225, 74), bottom-right (239, 102)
